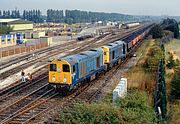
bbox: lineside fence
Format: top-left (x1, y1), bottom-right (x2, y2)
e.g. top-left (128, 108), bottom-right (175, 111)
top-left (154, 42), bottom-right (167, 121)
top-left (0, 43), bottom-right (48, 58)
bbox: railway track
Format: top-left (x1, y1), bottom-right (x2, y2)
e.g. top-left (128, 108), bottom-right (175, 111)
top-left (78, 30), bottom-right (151, 103)
top-left (0, 59), bottom-right (128, 124)
top-left (0, 40), bottom-right (85, 80)
top-left (0, 24), bottom-right (153, 123)
top-left (0, 75), bottom-right (47, 102)
top-left (34, 57), bottom-right (134, 124)
top-left (0, 25), bottom-right (144, 71)
top-left (0, 83), bottom-right (58, 124)
top-left (40, 26), bottom-right (154, 124)
top-left (0, 40), bottom-right (76, 70)
top-left (68, 25), bottom-right (146, 55)
top-left (0, 25), bottom-right (143, 81)
top-left (0, 25), bottom-right (148, 103)
top-left (0, 32), bottom-right (113, 81)
top-left (77, 56), bottom-right (128, 102)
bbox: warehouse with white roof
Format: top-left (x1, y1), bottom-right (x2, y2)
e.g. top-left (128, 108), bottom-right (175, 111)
top-left (0, 19), bottom-right (33, 31)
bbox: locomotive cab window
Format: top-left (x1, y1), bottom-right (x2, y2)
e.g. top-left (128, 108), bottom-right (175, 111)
top-left (123, 44), bottom-right (126, 54)
top-left (50, 64), bottom-right (57, 72)
top-left (63, 64), bottom-right (70, 72)
top-left (112, 51), bottom-right (115, 59)
top-left (96, 57), bottom-right (100, 68)
top-left (72, 65), bottom-right (76, 73)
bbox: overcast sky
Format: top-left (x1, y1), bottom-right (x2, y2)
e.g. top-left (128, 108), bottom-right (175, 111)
top-left (0, 0), bottom-right (179, 16)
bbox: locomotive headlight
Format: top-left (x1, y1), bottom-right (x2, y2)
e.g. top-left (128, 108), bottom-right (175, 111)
top-left (52, 77), bottom-right (56, 82)
top-left (63, 78), bottom-right (67, 82)
top-left (57, 68), bottom-right (60, 72)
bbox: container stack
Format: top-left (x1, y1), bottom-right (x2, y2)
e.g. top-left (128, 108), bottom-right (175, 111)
top-left (113, 78), bottom-right (127, 102)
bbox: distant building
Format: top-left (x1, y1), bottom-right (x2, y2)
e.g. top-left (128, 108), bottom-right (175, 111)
top-left (0, 19), bottom-right (33, 31)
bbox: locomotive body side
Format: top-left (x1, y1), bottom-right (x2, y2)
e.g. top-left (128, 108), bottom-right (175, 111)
top-left (49, 48), bottom-right (106, 90)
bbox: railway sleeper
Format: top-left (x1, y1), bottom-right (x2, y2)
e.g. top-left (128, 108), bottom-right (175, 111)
top-left (0, 115), bottom-right (7, 120)
top-left (35, 106), bottom-right (48, 111)
top-left (12, 117), bottom-right (27, 121)
top-left (20, 112), bottom-right (32, 116)
top-left (6, 120), bottom-right (21, 124)
top-left (37, 106), bottom-right (47, 110)
top-left (1, 92), bottom-right (51, 121)
top-left (4, 108), bottom-right (19, 115)
top-left (15, 115), bottom-right (30, 119)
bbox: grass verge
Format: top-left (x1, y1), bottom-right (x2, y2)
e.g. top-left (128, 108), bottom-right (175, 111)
top-left (165, 39), bottom-right (180, 123)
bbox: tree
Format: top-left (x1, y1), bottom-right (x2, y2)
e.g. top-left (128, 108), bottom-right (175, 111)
top-left (149, 24), bottom-right (163, 39)
top-left (0, 10), bottom-right (1, 17)
top-left (46, 9), bottom-right (133, 24)
top-left (23, 10), bottom-right (26, 20)
top-left (21, 9), bottom-right (43, 22)
top-left (162, 18), bottom-right (179, 38)
top-left (0, 25), bottom-right (13, 34)
top-left (16, 10), bottom-right (20, 18)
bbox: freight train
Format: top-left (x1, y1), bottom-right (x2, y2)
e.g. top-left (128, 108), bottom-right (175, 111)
top-left (48, 24), bottom-right (153, 91)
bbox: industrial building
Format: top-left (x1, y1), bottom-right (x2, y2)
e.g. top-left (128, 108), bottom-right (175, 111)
top-left (0, 19), bottom-right (33, 31)
top-left (0, 34), bottom-right (17, 48)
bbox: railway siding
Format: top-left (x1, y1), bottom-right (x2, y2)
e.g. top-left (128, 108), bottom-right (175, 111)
top-left (31, 30), bottom-right (152, 123)
top-left (0, 25), bottom-right (144, 91)
top-left (0, 83), bottom-right (55, 123)
top-left (0, 24), bottom-right (154, 123)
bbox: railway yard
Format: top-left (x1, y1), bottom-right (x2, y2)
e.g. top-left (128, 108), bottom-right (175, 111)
top-left (0, 0), bottom-right (179, 123)
top-left (0, 23), bottom-right (154, 123)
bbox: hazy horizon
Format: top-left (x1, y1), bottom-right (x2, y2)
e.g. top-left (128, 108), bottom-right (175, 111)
top-left (0, 0), bottom-right (179, 16)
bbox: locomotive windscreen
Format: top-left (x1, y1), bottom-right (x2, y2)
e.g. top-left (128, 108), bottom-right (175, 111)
top-left (63, 64), bottom-right (70, 72)
top-left (50, 64), bottom-right (57, 72)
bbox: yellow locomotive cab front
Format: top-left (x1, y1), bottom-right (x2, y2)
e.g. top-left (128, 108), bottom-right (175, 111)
top-left (101, 46), bottom-right (109, 64)
top-left (49, 60), bottom-right (72, 86)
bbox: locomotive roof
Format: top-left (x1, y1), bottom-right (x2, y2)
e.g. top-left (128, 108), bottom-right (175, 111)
top-left (114, 40), bottom-right (126, 45)
top-left (58, 48), bottom-right (102, 65)
top-left (103, 43), bottom-right (118, 49)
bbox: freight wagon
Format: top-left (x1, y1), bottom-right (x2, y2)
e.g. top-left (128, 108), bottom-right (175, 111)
top-left (77, 34), bottom-right (93, 41)
top-left (123, 22), bottom-right (140, 29)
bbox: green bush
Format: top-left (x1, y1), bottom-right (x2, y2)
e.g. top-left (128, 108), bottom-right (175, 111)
top-left (166, 53), bottom-right (176, 69)
top-left (144, 44), bottom-right (164, 73)
top-left (0, 25), bottom-right (13, 34)
top-left (163, 18), bottom-right (179, 38)
top-left (60, 103), bottom-right (122, 124)
top-left (115, 90), bottom-right (156, 124)
top-left (58, 90), bottom-right (156, 124)
top-left (149, 25), bottom-right (163, 39)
